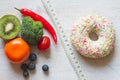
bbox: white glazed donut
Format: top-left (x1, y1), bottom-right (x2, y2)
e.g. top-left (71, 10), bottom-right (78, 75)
top-left (71, 15), bottom-right (115, 58)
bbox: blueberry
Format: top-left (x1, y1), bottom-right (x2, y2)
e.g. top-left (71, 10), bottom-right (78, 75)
top-left (27, 62), bottom-right (36, 70)
top-left (23, 70), bottom-right (29, 78)
top-left (42, 64), bottom-right (49, 71)
top-left (21, 63), bottom-right (28, 71)
top-left (29, 53), bottom-right (37, 61)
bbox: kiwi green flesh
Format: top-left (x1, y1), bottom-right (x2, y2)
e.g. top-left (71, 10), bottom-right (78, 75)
top-left (0, 15), bottom-right (21, 40)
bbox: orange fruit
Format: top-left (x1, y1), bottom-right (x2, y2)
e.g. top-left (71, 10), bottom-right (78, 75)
top-left (4, 38), bottom-right (30, 64)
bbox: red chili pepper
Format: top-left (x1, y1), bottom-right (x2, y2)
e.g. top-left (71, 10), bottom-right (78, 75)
top-left (15, 8), bottom-right (57, 44)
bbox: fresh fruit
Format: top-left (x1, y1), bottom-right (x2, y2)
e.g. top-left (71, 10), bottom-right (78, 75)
top-left (27, 62), bottom-right (36, 70)
top-left (4, 38), bottom-right (30, 64)
top-left (0, 15), bottom-right (21, 40)
top-left (23, 70), bottom-right (29, 78)
top-left (38, 36), bottom-right (50, 50)
top-left (42, 64), bottom-right (49, 71)
top-left (21, 63), bottom-right (28, 71)
top-left (29, 53), bottom-right (37, 61)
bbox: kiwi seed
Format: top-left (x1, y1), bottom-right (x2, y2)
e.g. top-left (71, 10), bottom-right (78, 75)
top-left (0, 15), bottom-right (21, 40)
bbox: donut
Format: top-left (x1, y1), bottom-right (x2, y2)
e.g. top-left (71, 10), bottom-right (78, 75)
top-left (70, 15), bottom-right (115, 58)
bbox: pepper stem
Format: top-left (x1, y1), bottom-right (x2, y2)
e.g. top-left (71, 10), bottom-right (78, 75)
top-left (14, 7), bottom-right (21, 12)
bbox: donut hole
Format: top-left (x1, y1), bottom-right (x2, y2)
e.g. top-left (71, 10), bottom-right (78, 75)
top-left (89, 31), bottom-right (98, 41)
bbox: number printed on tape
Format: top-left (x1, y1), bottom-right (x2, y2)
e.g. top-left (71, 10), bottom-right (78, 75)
top-left (41, 0), bottom-right (87, 80)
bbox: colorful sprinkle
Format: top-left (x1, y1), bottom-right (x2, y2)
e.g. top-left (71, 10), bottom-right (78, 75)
top-left (71, 15), bottom-right (115, 58)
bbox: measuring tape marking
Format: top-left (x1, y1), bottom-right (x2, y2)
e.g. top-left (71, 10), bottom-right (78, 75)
top-left (41, 0), bottom-right (87, 80)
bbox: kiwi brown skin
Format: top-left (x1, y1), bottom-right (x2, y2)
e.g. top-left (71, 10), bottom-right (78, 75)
top-left (0, 14), bottom-right (21, 40)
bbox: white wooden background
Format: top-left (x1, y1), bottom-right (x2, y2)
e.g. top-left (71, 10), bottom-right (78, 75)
top-left (0, 0), bottom-right (120, 80)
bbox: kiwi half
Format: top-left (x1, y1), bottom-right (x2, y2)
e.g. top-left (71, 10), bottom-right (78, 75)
top-left (0, 15), bottom-right (21, 40)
